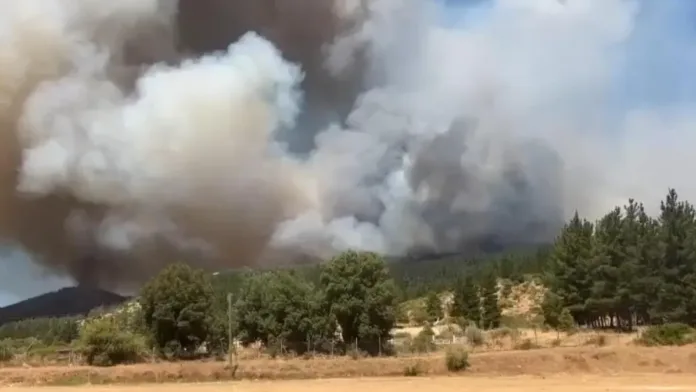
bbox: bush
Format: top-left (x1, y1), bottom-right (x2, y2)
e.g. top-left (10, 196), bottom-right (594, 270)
top-left (636, 323), bottom-right (696, 347)
top-left (403, 362), bottom-right (423, 376)
top-left (445, 346), bottom-right (469, 372)
top-left (79, 318), bottom-right (147, 367)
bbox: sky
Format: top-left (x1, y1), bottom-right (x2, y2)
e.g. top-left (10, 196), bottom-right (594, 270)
top-left (0, 249), bottom-right (74, 306)
top-left (2, 0), bottom-right (696, 307)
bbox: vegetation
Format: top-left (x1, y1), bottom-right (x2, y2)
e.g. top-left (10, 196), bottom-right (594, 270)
top-left (480, 273), bottom-right (502, 329)
top-left (0, 317), bottom-right (79, 344)
top-left (140, 263), bottom-right (214, 357)
top-left (321, 251), bottom-right (398, 355)
top-left (444, 346), bottom-right (470, 372)
top-left (544, 190), bottom-right (696, 329)
top-left (4, 188), bottom-right (696, 370)
top-left (424, 291), bottom-right (443, 323)
top-left (79, 316), bottom-right (146, 366)
top-left (408, 325), bottom-right (436, 353)
top-left (636, 323), bottom-right (696, 346)
top-left (234, 270), bottom-right (332, 354)
top-left (451, 276), bottom-right (481, 327)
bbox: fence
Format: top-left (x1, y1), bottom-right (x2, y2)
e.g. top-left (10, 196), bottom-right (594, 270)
top-left (223, 328), bottom-right (631, 360)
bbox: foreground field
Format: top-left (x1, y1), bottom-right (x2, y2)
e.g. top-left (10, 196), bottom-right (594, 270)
top-left (1, 345), bottom-right (696, 387)
top-left (8, 374), bottom-right (696, 392)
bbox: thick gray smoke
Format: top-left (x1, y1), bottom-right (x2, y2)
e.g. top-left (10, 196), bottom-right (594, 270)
top-left (0, 0), bottom-right (693, 294)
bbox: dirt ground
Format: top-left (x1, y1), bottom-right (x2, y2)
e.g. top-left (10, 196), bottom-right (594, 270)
top-left (8, 374), bottom-right (696, 392)
top-left (2, 345), bottom-right (696, 388)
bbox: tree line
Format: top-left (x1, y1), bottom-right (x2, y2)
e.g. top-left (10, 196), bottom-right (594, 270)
top-left (542, 189), bottom-right (696, 330)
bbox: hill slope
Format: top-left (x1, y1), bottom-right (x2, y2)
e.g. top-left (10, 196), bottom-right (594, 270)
top-left (0, 286), bottom-right (127, 325)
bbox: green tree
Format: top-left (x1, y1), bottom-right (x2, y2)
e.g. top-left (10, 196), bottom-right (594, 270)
top-left (558, 308), bottom-right (576, 333)
top-left (587, 207), bottom-right (624, 329)
top-left (546, 212), bottom-right (594, 326)
top-left (410, 305), bottom-right (429, 326)
top-left (451, 276), bottom-right (480, 327)
top-left (234, 270), bottom-right (334, 354)
top-left (480, 273), bottom-right (501, 330)
top-left (541, 290), bottom-right (564, 329)
top-left (79, 316), bottom-right (146, 366)
top-left (424, 291), bottom-right (443, 323)
top-left (139, 263), bottom-right (214, 356)
top-left (633, 202), bottom-right (662, 326)
top-left (654, 189), bottom-right (696, 325)
top-left (320, 251), bottom-right (397, 355)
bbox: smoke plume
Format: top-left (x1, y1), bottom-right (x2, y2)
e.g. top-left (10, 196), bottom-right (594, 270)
top-left (0, 0), bottom-right (695, 293)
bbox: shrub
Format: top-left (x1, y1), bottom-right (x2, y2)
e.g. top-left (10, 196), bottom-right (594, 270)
top-left (79, 318), bottom-right (147, 367)
top-left (445, 346), bottom-right (469, 372)
top-left (636, 323), bottom-right (696, 347)
top-left (403, 362), bottom-right (423, 376)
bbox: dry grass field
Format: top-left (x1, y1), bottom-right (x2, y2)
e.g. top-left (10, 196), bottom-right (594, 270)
top-left (8, 374), bottom-right (696, 392)
top-left (1, 343), bottom-right (696, 388)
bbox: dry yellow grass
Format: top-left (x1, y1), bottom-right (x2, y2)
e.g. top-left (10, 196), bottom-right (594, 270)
top-left (2, 344), bottom-right (696, 387)
top-left (7, 374), bottom-right (696, 392)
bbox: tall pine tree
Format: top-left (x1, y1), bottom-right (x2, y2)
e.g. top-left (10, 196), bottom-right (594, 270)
top-left (451, 276), bottom-right (481, 327)
top-left (424, 291), bottom-right (443, 323)
top-left (480, 273), bottom-right (501, 330)
top-left (588, 207), bottom-right (624, 329)
top-left (546, 212), bottom-right (594, 326)
top-left (655, 189), bottom-right (696, 324)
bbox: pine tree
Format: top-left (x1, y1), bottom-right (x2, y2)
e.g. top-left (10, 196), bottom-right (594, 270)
top-left (633, 202), bottom-right (662, 325)
top-left (424, 291), bottom-right (443, 323)
top-left (654, 189), bottom-right (696, 324)
top-left (451, 276), bottom-right (481, 327)
top-left (480, 273), bottom-right (501, 330)
top-left (588, 207), bottom-right (624, 329)
top-left (546, 212), bottom-right (594, 326)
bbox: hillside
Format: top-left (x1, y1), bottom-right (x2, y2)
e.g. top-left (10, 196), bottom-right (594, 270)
top-left (0, 286), bottom-right (127, 325)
